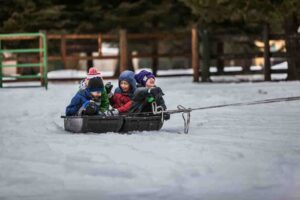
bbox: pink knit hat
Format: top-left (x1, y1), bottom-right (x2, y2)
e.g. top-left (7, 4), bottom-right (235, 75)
top-left (87, 67), bottom-right (102, 80)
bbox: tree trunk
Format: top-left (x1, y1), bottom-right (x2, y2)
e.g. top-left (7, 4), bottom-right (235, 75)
top-left (127, 46), bottom-right (134, 72)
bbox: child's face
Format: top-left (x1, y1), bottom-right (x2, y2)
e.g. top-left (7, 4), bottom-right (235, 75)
top-left (145, 78), bottom-right (155, 88)
top-left (91, 91), bottom-right (102, 99)
top-left (120, 80), bottom-right (130, 92)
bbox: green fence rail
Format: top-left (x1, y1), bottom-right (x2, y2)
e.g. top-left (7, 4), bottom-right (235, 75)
top-left (0, 32), bottom-right (48, 89)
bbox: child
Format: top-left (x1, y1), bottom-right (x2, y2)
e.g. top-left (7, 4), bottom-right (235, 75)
top-left (79, 67), bottom-right (109, 112)
top-left (66, 77), bottom-right (109, 116)
top-left (130, 70), bottom-right (168, 116)
top-left (79, 67), bottom-right (102, 90)
top-left (134, 70), bottom-right (156, 88)
top-left (107, 70), bottom-right (137, 114)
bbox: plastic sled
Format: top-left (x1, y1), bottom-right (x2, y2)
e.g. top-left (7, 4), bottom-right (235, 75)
top-left (61, 114), bottom-right (164, 133)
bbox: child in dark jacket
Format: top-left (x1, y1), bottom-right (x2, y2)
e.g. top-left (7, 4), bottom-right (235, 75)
top-left (79, 67), bottom-right (110, 111)
top-left (130, 70), bottom-right (168, 116)
top-left (66, 77), bottom-right (109, 116)
top-left (107, 70), bottom-right (137, 114)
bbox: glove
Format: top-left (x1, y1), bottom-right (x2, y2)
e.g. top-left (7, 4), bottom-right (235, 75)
top-left (147, 96), bottom-right (155, 103)
top-left (98, 111), bottom-right (107, 117)
top-left (149, 87), bottom-right (163, 97)
top-left (106, 109), bottom-right (119, 116)
top-left (105, 82), bottom-right (113, 94)
top-left (112, 109), bottom-right (119, 115)
top-left (108, 92), bottom-right (113, 98)
top-left (83, 101), bottom-right (97, 115)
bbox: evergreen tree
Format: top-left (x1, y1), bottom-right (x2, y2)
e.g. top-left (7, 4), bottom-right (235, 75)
top-left (182, 0), bottom-right (300, 80)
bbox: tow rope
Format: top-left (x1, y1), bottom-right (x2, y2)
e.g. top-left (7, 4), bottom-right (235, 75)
top-left (155, 96), bottom-right (300, 134)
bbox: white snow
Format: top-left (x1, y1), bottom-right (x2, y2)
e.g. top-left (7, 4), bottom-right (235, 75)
top-left (272, 61), bottom-right (288, 70)
top-left (47, 69), bottom-right (87, 79)
top-left (0, 77), bottom-right (300, 200)
top-left (47, 69), bottom-right (114, 79)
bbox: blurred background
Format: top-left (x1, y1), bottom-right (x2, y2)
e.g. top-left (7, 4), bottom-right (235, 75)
top-left (1, 0), bottom-right (300, 85)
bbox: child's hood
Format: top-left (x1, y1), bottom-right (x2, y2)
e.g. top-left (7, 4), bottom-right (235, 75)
top-left (117, 70), bottom-right (137, 93)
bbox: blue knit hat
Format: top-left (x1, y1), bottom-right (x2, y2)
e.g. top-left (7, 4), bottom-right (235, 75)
top-left (134, 70), bottom-right (155, 87)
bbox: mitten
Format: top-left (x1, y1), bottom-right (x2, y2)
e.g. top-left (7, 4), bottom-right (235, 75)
top-left (106, 109), bottom-right (119, 116)
top-left (83, 101), bottom-right (97, 115)
top-left (149, 87), bottom-right (163, 97)
top-left (105, 82), bottom-right (113, 94)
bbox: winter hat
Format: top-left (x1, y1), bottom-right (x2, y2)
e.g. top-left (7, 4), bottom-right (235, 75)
top-left (117, 70), bottom-right (137, 94)
top-left (87, 77), bottom-right (104, 92)
top-left (134, 70), bottom-right (155, 87)
top-left (87, 67), bottom-right (102, 80)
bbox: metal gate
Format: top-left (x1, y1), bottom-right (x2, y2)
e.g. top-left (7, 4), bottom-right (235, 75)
top-left (0, 32), bottom-right (48, 89)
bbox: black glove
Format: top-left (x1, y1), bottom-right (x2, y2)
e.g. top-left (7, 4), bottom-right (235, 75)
top-left (105, 82), bottom-right (113, 94)
top-left (83, 101), bottom-right (97, 115)
top-left (150, 87), bottom-right (163, 97)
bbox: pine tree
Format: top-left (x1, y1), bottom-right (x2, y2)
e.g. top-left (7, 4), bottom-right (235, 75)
top-left (182, 0), bottom-right (300, 79)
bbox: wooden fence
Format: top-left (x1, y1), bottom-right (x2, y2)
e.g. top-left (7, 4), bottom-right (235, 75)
top-left (46, 31), bottom-right (190, 78)
top-left (1, 25), bottom-right (298, 83)
top-left (192, 25), bottom-right (300, 82)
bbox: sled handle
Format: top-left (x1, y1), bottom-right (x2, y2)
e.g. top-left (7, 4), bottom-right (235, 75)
top-left (177, 105), bottom-right (191, 134)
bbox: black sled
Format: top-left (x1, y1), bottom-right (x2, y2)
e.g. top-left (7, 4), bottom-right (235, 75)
top-left (61, 103), bottom-right (192, 134)
top-left (61, 113), bottom-right (164, 133)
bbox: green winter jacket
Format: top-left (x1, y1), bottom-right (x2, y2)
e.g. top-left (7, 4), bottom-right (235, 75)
top-left (99, 88), bottom-right (110, 112)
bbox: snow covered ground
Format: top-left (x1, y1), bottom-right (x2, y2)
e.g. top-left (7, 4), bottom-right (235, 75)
top-left (0, 77), bottom-right (300, 200)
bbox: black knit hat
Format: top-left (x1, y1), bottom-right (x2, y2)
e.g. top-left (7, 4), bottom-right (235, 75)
top-left (88, 77), bottom-right (104, 92)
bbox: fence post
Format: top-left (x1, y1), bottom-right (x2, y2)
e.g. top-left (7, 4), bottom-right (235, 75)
top-left (86, 52), bottom-right (93, 72)
top-left (263, 24), bottom-right (271, 81)
top-left (61, 34), bottom-right (66, 69)
top-left (39, 30), bottom-right (45, 87)
top-left (216, 42), bottom-right (224, 74)
top-left (119, 29), bottom-right (128, 74)
top-left (98, 33), bottom-right (102, 56)
top-left (191, 25), bottom-right (200, 82)
top-left (41, 31), bottom-right (48, 89)
top-left (0, 40), bottom-right (2, 88)
top-left (200, 29), bottom-right (210, 82)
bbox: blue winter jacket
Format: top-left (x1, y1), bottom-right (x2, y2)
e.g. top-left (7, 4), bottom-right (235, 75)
top-left (66, 89), bottom-right (99, 116)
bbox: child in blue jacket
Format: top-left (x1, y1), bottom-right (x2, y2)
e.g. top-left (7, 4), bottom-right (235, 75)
top-left (66, 77), bottom-right (109, 116)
